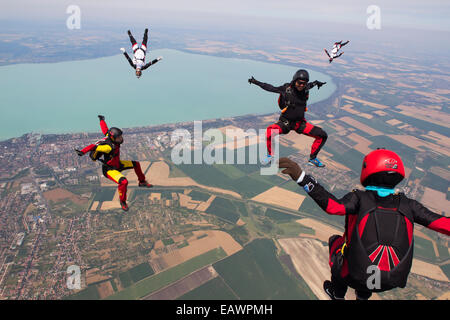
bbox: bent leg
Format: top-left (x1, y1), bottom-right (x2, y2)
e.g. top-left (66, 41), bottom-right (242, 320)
top-left (105, 169), bottom-right (128, 202)
top-left (298, 122), bottom-right (328, 159)
top-left (266, 123), bottom-right (284, 156)
top-left (328, 235), bottom-right (348, 299)
top-left (120, 160), bottom-right (146, 182)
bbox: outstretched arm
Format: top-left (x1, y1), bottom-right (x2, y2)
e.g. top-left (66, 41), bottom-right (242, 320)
top-left (74, 144), bottom-right (96, 156)
top-left (123, 52), bottom-right (136, 69)
top-left (141, 56), bottom-right (162, 71)
top-left (308, 80), bottom-right (327, 90)
top-left (279, 157), bottom-right (359, 216)
top-left (248, 77), bottom-right (285, 94)
top-left (98, 115), bottom-right (109, 135)
top-left (410, 200), bottom-right (450, 235)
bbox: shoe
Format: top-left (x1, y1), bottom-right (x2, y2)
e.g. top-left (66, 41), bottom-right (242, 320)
top-left (323, 280), bottom-right (345, 300)
top-left (261, 155), bottom-right (273, 165)
top-left (323, 280), bottom-right (335, 300)
top-left (138, 181), bottom-right (153, 188)
top-left (308, 158), bottom-right (325, 167)
top-left (120, 201), bottom-right (129, 211)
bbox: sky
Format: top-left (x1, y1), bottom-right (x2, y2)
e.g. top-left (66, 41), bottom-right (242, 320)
top-left (2, 0), bottom-right (450, 32)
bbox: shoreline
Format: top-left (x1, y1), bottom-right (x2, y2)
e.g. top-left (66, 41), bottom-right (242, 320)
top-left (0, 48), bottom-right (337, 142)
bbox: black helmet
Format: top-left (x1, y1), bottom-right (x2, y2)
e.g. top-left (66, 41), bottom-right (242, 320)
top-left (292, 69), bottom-right (309, 83)
top-left (108, 127), bottom-right (123, 143)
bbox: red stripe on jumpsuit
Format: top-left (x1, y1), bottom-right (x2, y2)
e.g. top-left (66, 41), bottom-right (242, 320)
top-left (266, 124), bottom-right (282, 156)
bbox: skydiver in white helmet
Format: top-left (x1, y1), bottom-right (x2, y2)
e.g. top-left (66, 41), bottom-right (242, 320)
top-left (324, 40), bottom-right (349, 63)
top-left (120, 28), bottom-right (162, 78)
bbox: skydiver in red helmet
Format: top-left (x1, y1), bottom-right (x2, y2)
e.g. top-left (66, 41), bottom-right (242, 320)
top-left (279, 148), bottom-right (449, 300)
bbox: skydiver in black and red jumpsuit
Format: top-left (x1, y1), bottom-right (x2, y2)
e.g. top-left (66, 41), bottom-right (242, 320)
top-left (75, 115), bottom-right (153, 211)
top-left (249, 69), bottom-right (327, 167)
top-left (279, 149), bottom-right (449, 300)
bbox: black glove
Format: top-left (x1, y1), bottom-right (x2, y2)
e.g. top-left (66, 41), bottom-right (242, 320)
top-left (279, 157), bottom-right (303, 181)
top-left (248, 76), bottom-right (256, 84)
top-left (316, 81), bottom-right (326, 89)
top-left (74, 149), bottom-right (84, 157)
top-left (98, 115), bottom-right (105, 121)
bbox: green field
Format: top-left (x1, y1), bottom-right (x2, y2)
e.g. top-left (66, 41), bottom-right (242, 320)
top-left (276, 222), bottom-right (315, 237)
top-left (212, 239), bottom-right (314, 299)
top-left (94, 188), bottom-right (115, 202)
top-left (128, 262), bottom-right (155, 283)
top-left (225, 225), bottom-right (251, 246)
top-left (265, 208), bottom-right (298, 222)
top-left (298, 197), bottom-right (345, 228)
top-left (205, 197), bottom-right (241, 224)
top-left (441, 264), bottom-right (450, 280)
top-left (330, 148), bottom-right (365, 174)
top-left (414, 236), bottom-right (437, 262)
top-left (106, 248), bottom-right (226, 300)
top-left (66, 285), bottom-right (100, 300)
top-left (213, 163), bottom-right (247, 179)
top-left (188, 190), bottom-right (211, 202)
top-left (437, 244), bottom-right (450, 260)
top-left (422, 172), bottom-right (449, 194)
top-left (176, 145), bottom-right (299, 199)
top-left (177, 277), bottom-right (238, 300)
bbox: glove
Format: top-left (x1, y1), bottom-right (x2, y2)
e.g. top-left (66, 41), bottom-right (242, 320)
top-left (98, 115), bottom-right (105, 121)
top-left (248, 76), bottom-right (256, 84)
top-left (74, 149), bottom-right (84, 157)
top-left (279, 157), bottom-right (302, 181)
top-left (157, 56), bottom-right (163, 61)
top-left (120, 48), bottom-right (126, 53)
top-left (317, 81), bottom-right (326, 89)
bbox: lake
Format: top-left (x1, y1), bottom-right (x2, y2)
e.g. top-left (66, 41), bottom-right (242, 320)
top-left (0, 48), bottom-right (336, 141)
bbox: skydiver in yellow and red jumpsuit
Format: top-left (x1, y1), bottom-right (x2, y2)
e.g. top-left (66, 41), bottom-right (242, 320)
top-left (75, 115), bottom-right (152, 211)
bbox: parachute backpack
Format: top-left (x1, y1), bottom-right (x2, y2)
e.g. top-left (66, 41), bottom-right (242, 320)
top-left (345, 191), bottom-right (414, 292)
top-left (345, 148), bottom-right (413, 292)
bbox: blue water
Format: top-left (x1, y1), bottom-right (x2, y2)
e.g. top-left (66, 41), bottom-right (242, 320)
top-left (0, 49), bottom-right (336, 140)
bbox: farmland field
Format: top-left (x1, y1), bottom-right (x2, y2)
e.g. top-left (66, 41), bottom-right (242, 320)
top-left (212, 239), bottom-right (313, 299)
top-left (178, 276), bottom-right (238, 300)
top-left (205, 197), bottom-right (241, 224)
top-left (106, 248), bottom-right (226, 300)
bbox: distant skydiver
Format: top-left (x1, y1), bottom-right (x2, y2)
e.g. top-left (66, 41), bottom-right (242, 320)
top-left (74, 115), bottom-right (153, 211)
top-left (279, 149), bottom-right (450, 300)
top-left (120, 28), bottom-right (162, 78)
top-left (248, 70), bottom-right (328, 167)
top-left (324, 40), bottom-right (349, 63)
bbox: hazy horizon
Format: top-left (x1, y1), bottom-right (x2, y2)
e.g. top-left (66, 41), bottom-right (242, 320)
top-left (2, 0), bottom-right (450, 32)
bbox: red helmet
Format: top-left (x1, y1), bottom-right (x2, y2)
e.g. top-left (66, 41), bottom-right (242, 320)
top-left (360, 149), bottom-right (405, 187)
